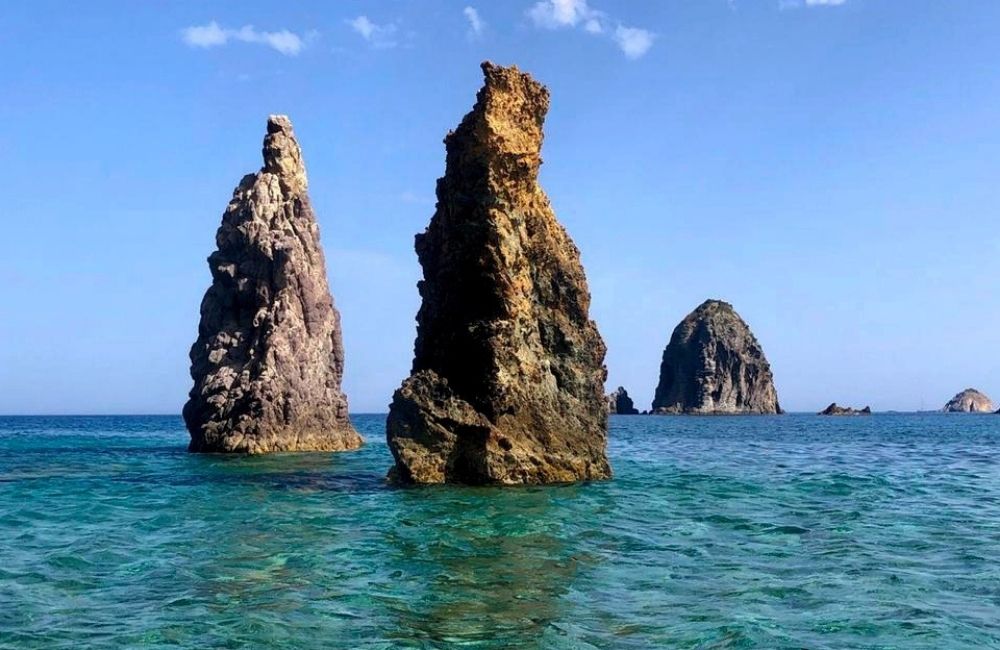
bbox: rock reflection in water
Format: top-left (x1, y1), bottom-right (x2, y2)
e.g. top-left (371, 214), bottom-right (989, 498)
top-left (378, 486), bottom-right (593, 647)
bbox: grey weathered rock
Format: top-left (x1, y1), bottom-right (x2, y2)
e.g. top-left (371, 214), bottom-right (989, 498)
top-left (652, 300), bottom-right (781, 415)
top-left (942, 388), bottom-right (993, 413)
top-left (183, 115), bottom-right (362, 454)
top-left (607, 387), bottom-right (639, 414)
top-left (819, 403), bottom-right (871, 416)
top-left (386, 62), bottom-right (611, 485)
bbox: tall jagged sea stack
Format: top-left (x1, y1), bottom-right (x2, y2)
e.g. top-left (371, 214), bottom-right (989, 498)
top-left (386, 62), bottom-right (611, 485)
top-left (183, 116), bottom-right (362, 454)
top-left (652, 300), bottom-right (781, 414)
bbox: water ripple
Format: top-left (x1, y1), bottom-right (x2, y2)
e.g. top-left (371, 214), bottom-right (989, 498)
top-left (1, 414), bottom-right (1000, 648)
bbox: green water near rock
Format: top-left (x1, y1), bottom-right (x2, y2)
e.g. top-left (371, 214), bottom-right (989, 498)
top-left (2, 414), bottom-right (999, 648)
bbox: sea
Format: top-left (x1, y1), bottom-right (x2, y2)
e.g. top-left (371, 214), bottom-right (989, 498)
top-left (1, 413), bottom-right (999, 649)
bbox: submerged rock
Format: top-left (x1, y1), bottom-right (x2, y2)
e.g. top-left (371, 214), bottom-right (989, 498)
top-left (819, 403), bottom-right (872, 416)
top-left (651, 300), bottom-right (781, 415)
top-left (386, 62), bottom-right (611, 485)
top-left (183, 115), bottom-right (362, 454)
top-left (942, 388), bottom-right (993, 413)
top-left (607, 387), bottom-right (639, 415)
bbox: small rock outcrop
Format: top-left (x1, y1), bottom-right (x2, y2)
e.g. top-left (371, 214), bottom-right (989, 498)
top-left (943, 388), bottom-right (993, 413)
top-left (607, 387), bottom-right (639, 414)
top-left (386, 62), bottom-right (611, 485)
top-left (652, 300), bottom-right (781, 415)
top-left (819, 403), bottom-right (872, 416)
top-left (183, 115), bottom-right (362, 454)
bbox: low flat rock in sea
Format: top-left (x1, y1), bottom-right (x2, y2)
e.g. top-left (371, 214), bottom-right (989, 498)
top-left (819, 403), bottom-right (872, 416)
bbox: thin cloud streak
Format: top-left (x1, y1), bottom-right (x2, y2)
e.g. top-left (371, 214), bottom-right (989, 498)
top-left (464, 6), bottom-right (486, 38)
top-left (347, 16), bottom-right (399, 49)
top-left (180, 21), bottom-right (305, 56)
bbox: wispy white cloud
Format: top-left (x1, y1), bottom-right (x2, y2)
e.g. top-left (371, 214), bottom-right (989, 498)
top-left (528, 0), bottom-right (605, 33)
top-left (526, 0), bottom-right (652, 59)
top-left (463, 6), bottom-right (486, 38)
top-left (584, 19), bottom-right (603, 34)
top-left (614, 25), bottom-right (654, 60)
top-left (181, 21), bottom-right (305, 56)
top-left (183, 22), bottom-right (227, 48)
top-left (347, 16), bottom-right (399, 49)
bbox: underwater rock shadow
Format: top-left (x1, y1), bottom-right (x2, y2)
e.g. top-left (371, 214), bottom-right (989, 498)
top-left (122, 455), bottom-right (391, 493)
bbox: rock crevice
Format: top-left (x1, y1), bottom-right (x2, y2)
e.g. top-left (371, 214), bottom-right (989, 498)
top-left (183, 115), bottom-right (361, 454)
top-left (386, 62), bottom-right (611, 485)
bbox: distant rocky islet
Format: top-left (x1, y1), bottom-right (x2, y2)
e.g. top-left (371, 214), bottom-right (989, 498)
top-left (819, 403), bottom-right (872, 416)
top-left (650, 300), bottom-right (781, 415)
top-left (607, 387), bottom-right (639, 415)
top-left (942, 388), bottom-right (994, 413)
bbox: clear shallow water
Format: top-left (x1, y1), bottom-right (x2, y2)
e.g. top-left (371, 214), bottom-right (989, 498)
top-left (2, 414), bottom-right (1000, 649)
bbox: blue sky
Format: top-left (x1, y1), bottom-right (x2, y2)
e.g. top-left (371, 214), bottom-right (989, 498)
top-left (2, 0), bottom-right (999, 414)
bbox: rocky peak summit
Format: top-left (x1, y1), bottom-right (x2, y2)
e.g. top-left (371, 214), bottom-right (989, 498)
top-left (262, 115), bottom-right (307, 193)
top-left (183, 115), bottom-right (361, 454)
top-left (386, 62), bottom-right (611, 485)
top-left (652, 299), bottom-right (781, 415)
top-left (453, 61), bottom-right (549, 162)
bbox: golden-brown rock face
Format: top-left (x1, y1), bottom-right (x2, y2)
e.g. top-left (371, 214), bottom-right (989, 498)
top-left (386, 62), bottom-right (611, 485)
top-left (183, 115), bottom-right (362, 454)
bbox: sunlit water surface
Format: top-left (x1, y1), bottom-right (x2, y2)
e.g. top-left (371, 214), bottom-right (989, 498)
top-left (2, 414), bottom-right (1000, 649)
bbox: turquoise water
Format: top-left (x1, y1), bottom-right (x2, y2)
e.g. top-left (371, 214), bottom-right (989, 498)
top-left (2, 414), bottom-right (1000, 649)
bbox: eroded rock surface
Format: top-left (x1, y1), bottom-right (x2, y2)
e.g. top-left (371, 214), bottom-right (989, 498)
top-left (652, 300), bottom-right (781, 415)
top-left (943, 388), bottom-right (993, 413)
top-left (386, 62), bottom-right (611, 485)
top-left (819, 403), bottom-right (872, 416)
top-left (608, 387), bottom-right (639, 415)
top-left (183, 115), bottom-right (362, 454)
